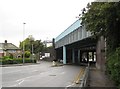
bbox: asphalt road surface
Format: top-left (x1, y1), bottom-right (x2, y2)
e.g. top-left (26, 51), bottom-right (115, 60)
top-left (1, 61), bottom-right (83, 87)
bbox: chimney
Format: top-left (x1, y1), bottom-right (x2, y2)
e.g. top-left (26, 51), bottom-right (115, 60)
top-left (5, 40), bottom-right (7, 43)
top-left (4, 40), bottom-right (7, 50)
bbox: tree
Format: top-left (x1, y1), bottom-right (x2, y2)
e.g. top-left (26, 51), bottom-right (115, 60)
top-left (33, 40), bottom-right (44, 54)
top-left (81, 2), bottom-right (120, 53)
top-left (19, 35), bottom-right (45, 55)
top-left (81, 2), bottom-right (120, 88)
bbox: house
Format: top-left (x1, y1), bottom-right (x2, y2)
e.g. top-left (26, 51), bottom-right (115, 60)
top-left (0, 40), bottom-right (21, 58)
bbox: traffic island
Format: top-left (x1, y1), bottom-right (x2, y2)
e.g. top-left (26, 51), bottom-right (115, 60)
top-left (51, 61), bottom-right (63, 67)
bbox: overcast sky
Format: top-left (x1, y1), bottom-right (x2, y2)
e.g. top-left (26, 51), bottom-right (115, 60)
top-left (0, 0), bottom-right (94, 47)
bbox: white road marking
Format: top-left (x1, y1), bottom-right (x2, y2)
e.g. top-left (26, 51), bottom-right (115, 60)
top-left (32, 70), bottom-right (38, 72)
top-left (8, 79), bottom-right (25, 87)
top-left (8, 75), bottom-right (35, 87)
top-left (65, 83), bottom-right (75, 88)
top-left (16, 79), bottom-right (24, 82)
top-left (18, 80), bottom-right (24, 85)
top-left (9, 84), bottom-right (17, 87)
top-left (61, 72), bottom-right (65, 74)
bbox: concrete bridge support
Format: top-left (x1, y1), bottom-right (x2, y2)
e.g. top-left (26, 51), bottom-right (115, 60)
top-left (96, 36), bottom-right (105, 71)
top-left (63, 46), bottom-right (66, 64)
top-left (72, 49), bottom-right (75, 63)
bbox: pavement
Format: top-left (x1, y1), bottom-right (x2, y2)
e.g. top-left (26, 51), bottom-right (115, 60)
top-left (88, 66), bottom-right (116, 88)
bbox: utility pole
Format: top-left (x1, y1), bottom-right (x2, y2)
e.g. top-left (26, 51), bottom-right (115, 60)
top-left (23, 22), bottom-right (26, 64)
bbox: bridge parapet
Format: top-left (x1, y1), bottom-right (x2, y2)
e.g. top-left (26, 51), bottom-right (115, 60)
top-left (55, 20), bottom-right (92, 48)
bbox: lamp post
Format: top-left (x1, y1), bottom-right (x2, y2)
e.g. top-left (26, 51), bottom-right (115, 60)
top-left (23, 22), bottom-right (26, 64)
top-left (32, 44), bottom-right (34, 63)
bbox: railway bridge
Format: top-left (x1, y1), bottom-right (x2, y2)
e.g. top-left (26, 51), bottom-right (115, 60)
top-left (54, 19), bottom-right (106, 70)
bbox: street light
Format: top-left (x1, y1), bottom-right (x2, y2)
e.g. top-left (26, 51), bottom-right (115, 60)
top-left (32, 44), bottom-right (34, 63)
top-left (23, 22), bottom-right (26, 64)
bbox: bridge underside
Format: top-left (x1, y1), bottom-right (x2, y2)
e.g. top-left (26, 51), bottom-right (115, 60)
top-left (55, 36), bottom-right (97, 65)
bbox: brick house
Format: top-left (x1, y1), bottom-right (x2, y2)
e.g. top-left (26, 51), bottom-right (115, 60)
top-left (0, 40), bottom-right (21, 58)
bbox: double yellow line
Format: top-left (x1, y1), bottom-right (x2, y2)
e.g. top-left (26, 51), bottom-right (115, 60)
top-left (73, 67), bottom-right (85, 84)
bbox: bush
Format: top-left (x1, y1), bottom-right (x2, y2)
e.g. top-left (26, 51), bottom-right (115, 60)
top-left (25, 58), bottom-right (36, 63)
top-left (1, 56), bottom-right (36, 65)
top-left (106, 47), bottom-right (120, 88)
top-left (25, 51), bottom-right (31, 58)
top-left (3, 56), bottom-right (12, 60)
top-left (9, 53), bottom-right (13, 59)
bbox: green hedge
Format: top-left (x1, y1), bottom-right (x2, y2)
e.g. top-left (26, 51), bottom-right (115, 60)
top-left (106, 47), bottom-right (120, 88)
top-left (0, 57), bottom-right (36, 65)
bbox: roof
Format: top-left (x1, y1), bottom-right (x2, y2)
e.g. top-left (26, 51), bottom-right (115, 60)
top-left (0, 43), bottom-right (20, 50)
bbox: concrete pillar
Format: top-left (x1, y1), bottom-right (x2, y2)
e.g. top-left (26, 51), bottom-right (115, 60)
top-left (72, 49), bottom-right (75, 63)
top-left (78, 50), bottom-right (80, 63)
top-left (63, 46), bottom-right (66, 64)
top-left (96, 36), bottom-right (105, 71)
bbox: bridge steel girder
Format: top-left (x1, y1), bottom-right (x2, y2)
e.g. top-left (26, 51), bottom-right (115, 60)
top-left (55, 26), bottom-right (92, 49)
